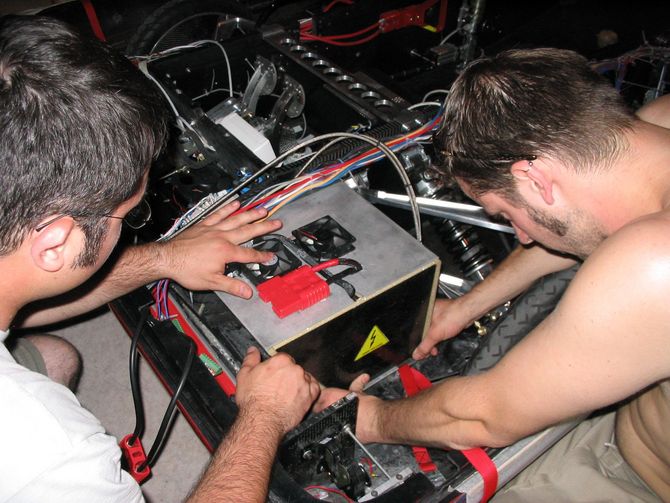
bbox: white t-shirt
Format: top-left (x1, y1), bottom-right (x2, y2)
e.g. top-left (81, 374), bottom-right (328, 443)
top-left (0, 342), bottom-right (143, 502)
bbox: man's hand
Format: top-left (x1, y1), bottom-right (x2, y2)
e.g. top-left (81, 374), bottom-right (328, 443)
top-left (313, 374), bottom-right (383, 444)
top-left (412, 298), bottom-right (471, 360)
top-left (160, 200), bottom-right (281, 298)
top-left (236, 347), bottom-right (321, 435)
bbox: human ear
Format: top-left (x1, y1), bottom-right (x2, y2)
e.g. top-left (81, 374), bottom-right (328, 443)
top-left (510, 160), bottom-right (555, 205)
top-left (30, 217), bottom-right (76, 272)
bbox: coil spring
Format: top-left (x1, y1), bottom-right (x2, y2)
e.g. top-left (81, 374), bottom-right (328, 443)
top-left (440, 219), bottom-right (493, 282)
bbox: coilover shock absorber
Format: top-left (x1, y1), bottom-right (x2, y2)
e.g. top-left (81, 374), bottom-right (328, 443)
top-left (439, 219), bottom-right (493, 283)
top-left (400, 145), bottom-right (494, 283)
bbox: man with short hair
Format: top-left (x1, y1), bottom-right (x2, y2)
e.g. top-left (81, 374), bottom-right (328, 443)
top-left (317, 48), bottom-right (670, 501)
top-left (0, 15), bottom-right (319, 502)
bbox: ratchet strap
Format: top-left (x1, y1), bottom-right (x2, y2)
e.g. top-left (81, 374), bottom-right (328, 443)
top-left (397, 364), bottom-right (499, 503)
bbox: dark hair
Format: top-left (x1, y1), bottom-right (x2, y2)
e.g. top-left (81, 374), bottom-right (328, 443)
top-left (0, 15), bottom-right (169, 266)
top-left (436, 48), bottom-right (635, 198)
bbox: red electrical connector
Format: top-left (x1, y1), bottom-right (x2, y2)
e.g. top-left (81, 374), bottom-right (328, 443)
top-left (380, 0), bottom-right (448, 34)
top-left (257, 265), bottom-right (331, 318)
top-left (119, 434), bottom-right (151, 484)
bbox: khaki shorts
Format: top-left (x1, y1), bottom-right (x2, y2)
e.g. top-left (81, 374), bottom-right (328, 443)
top-left (492, 412), bottom-right (661, 503)
top-left (7, 337), bottom-right (48, 376)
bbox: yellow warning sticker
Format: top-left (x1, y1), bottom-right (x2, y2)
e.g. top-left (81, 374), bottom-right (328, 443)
top-left (355, 325), bottom-right (390, 361)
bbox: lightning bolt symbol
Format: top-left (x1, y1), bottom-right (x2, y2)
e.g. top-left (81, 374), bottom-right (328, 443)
top-left (369, 333), bottom-right (376, 348)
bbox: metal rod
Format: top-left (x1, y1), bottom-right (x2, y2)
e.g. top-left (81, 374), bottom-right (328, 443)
top-left (342, 425), bottom-right (392, 480)
top-left (362, 189), bottom-right (515, 234)
top-left (655, 63), bottom-right (667, 100)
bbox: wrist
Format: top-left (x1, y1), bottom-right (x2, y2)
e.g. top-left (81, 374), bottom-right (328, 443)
top-left (143, 241), bottom-right (173, 280)
top-left (451, 294), bottom-right (481, 328)
top-left (236, 399), bottom-right (289, 439)
top-left (459, 279), bottom-right (505, 324)
top-left (356, 395), bottom-right (386, 444)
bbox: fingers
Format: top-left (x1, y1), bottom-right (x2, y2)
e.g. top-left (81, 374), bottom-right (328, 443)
top-left (313, 388), bottom-right (348, 413)
top-left (305, 372), bottom-right (322, 401)
top-left (412, 338), bottom-right (439, 360)
top-left (211, 275), bottom-right (255, 299)
top-left (217, 206), bottom-right (270, 231)
top-left (201, 200), bottom-right (241, 225)
top-left (225, 219), bottom-right (283, 245)
top-left (349, 373), bottom-right (370, 393)
top-left (412, 340), bottom-right (432, 360)
top-left (223, 244), bottom-right (275, 266)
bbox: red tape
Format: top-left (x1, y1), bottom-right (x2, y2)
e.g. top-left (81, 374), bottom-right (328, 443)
top-left (397, 364), bottom-right (498, 502)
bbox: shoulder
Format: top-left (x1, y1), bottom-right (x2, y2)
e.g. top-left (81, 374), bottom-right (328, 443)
top-left (582, 213), bottom-right (670, 285)
top-left (0, 352), bottom-right (142, 502)
top-left (637, 94), bottom-right (670, 129)
top-left (554, 212), bottom-right (670, 347)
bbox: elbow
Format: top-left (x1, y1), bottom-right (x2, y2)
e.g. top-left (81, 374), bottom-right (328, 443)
top-left (466, 401), bottom-right (529, 449)
top-left (479, 422), bottom-right (521, 448)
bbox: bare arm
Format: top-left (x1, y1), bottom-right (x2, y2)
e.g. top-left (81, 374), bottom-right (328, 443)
top-left (326, 218), bottom-right (670, 449)
top-left (414, 243), bottom-right (577, 359)
top-left (188, 348), bottom-right (320, 502)
top-left (16, 201), bottom-right (280, 328)
top-left (637, 93), bottom-right (670, 129)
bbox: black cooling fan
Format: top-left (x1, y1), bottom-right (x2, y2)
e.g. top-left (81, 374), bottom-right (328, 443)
top-left (242, 237), bottom-right (302, 285)
top-left (292, 216), bottom-right (356, 260)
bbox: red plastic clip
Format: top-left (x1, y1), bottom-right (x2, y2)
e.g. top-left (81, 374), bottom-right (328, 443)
top-left (257, 265), bottom-right (331, 318)
top-left (120, 434), bottom-right (151, 484)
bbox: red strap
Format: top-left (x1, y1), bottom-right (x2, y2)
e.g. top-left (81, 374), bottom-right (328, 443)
top-left (461, 448), bottom-right (499, 503)
top-left (398, 365), bottom-right (437, 473)
top-left (80, 0), bottom-right (106, 41)
top-left (397, 364), bottom-right (498, 502)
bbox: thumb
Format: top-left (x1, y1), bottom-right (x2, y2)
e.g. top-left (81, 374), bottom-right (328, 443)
top-left (349, 373), bottom-right (370, 393)
top-left (239, 346), bottom-right (261, 377)
top-left (412, 339), bottom-right (438, 360)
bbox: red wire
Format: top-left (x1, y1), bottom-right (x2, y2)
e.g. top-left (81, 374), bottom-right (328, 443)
top-left (360, 456), bottom-right (374, 475)
top-left (301, 30), bottom-right (381, 47)
top-left (80, 0), bottom-right (106, 41)
top-left (303, 21), bottom-right (380, 41)
top-left (311, 259), bottom-right (340, 272)
top-left (235, 112), bottom-right (441, 215)
top-left (322, 0), bottom-right (354, 13)
top-left (232, 176), bottom-right (318, 216)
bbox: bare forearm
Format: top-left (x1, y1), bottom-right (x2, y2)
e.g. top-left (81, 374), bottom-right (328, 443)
top-left (17, 243), bottom-right (168, 327)
top-left (456, 244), bottom-right (577, 324)
top-left (188, 406), bottom-right (284, 503)
top-left (361, 375), bottom-right (522, 450)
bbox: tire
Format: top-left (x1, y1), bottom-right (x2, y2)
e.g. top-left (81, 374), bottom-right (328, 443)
top-left (464, 265), bottom-right (579, 375)
top-left (126, 0), bottom-right (255, 56)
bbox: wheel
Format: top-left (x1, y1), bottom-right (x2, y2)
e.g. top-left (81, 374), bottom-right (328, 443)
top-left (464, 265), bottom-right (579, 375)
top-left (126, 0), bottom-right (255, 56)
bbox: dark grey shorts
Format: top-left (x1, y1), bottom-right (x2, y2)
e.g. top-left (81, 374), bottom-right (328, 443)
top-left (8, 337), bottom-right (48, 376)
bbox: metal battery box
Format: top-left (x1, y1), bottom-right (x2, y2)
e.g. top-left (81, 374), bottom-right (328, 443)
top-left (217, 182), bottom-right (440, 387)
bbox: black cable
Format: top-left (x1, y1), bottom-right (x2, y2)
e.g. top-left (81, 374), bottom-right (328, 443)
top-left (129, 307), bottom-right (150, 444)
top-left (324, 259), bottom-right (362, 285)
top-left (139, 336), bottom-right (197, 471)
top-left (320, 259), bottom-right (362, 300)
